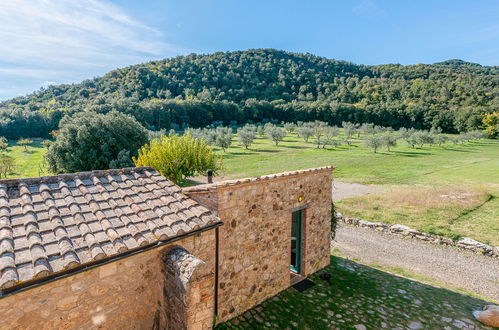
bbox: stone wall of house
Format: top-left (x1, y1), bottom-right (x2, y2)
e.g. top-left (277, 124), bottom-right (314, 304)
top-left (163, 246), bottom-right (215, 330)
top-left (0, 229), bottom-right (216, 330)
top-left (185, 167), bottom-right (333, 322)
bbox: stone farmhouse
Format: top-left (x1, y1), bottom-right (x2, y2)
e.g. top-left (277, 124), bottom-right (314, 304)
top-left (0, 166), bottom-right (333, 329)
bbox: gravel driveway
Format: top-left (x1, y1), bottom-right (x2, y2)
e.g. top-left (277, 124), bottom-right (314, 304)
top-left (333, 224), bottom-right (499, 303)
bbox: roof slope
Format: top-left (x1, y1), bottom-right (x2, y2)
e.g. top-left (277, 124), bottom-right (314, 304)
top-left (0, 167), bottom-right (219, 291)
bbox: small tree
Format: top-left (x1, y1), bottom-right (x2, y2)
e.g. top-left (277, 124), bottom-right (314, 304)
top-left (415, 131), bottom-right (433, 147)
top-left (382, 134), bottom-right (398, 151)
top-left (18, 138), bottom-right (33, 152)
top-left (342, 122), bottom-right (356, 145)
top-left (313, 121), bottom-right (327, 148)
top-left (329, 139), bottom-right (342, 148)
top-left (434, 134), bottom-right (448, 146)
top-left (215, 127), bottom-right (232, 151)
top-left (237, 127), bottom-right (256, 149)
top-left (297, 126), bottom-right (314, 143)
top-left (268, 127), bottom-right (286, 145)
top-left (263, 123), bottom-right (275, 136)
top-left (482, 112), bottom-right (498, 137)
top-left (321, 126), bottom-right (339, 148)
top-left (0, 155), bottom-right (15, 178)
top-left (0, 137), bottom-right (8, 152)
top-left (257, 125), bottom-right (265, 137)
top-left (133, 134), bottom-right (222, 184)
top-left (284, 122), bottom-right (296, 133)
top-left (365, 135), bottom-right (383, 153)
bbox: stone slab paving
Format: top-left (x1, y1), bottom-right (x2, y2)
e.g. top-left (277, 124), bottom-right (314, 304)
top-left (216, 257), bottom-right (494, 329)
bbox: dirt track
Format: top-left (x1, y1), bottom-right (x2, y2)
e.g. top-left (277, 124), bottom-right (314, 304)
top-left (333, 224), bottom-right (499, 303)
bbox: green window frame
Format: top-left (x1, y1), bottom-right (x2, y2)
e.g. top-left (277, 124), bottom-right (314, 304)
top-left (290, 209), bottom-right (303, 274)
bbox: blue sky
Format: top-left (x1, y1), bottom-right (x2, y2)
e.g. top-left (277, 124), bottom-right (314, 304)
top-left (1, 0), bottom-right (498, 100)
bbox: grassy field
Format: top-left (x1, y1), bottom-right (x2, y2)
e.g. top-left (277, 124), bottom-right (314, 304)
top-left (6, 132), bottom-right (499, 245)
top-left (2, 140), bottom-right (48, 179)
top-left (209, 132), bottom-right (499, 245)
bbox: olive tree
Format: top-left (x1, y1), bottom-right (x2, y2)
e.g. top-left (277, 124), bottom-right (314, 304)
top-left (46, 111), bottom-right (148, 173)
top-left (297, 126), bottom-right (314, 143)
top-left (0, 155), bottom-right (15, 178)
top-left (284, 122), bottom-right (296, 133)
top-left (215, 127), bottom-right (233, 151)
top-left (18, 138), bottom-right (33, 152)
top-left (342, 122), bottom-right (356, 145)
top-left (381, 134), bottom-right (398, 151)
top-left (237, 126), bottom-right (256, 149)
top-left (0, 137), bottom-right (8, 152)
top-left (313, 121), bottom-right (327, 148)
top-left (365, 135), bottom-right (384, 153)
top-left (268, 127), bottom-right (286, 145)
top-left (321, 126), bottom-right (339, 148)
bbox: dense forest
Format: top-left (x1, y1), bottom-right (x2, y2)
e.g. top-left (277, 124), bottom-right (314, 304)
top-left (1, 49), bottom-right (497, 139)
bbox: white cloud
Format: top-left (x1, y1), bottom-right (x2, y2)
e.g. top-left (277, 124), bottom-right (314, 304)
top-left (0, 0), bottom-right (189, 100)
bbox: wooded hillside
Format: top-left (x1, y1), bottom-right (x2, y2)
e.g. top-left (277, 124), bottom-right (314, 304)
top-left (2, 49), bottom-right (497, 138)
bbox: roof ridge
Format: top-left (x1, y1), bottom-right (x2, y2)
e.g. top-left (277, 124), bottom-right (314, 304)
top-left (0, 167), bottom-right (155, 187)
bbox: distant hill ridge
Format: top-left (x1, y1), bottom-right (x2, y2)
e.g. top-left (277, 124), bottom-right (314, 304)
top-left (1, 49), bottom-right (497, 138)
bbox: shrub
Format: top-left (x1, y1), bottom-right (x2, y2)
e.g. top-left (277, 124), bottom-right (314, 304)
top-left (46, 111), bottom-right (148, 173)
top-left (133, 133), bottom-right (222, 184)
top-left (482, 112), bottom-right (498, 137)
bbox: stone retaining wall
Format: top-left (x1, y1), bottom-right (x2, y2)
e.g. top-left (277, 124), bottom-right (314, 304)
top-left (336, 213), bottom-right (499, 258)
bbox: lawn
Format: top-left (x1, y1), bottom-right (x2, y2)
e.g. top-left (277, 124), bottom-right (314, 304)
top-left (2, 140), bottom-right (48, 179)
top-left (216, 256), bottom-right (494, 329)
top-left (212, 132), bottom-right (499, 245)
top-left (5, 131), bottom-right (499, 245)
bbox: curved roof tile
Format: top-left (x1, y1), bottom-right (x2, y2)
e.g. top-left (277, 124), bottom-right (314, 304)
top-left (0, 167), bottom-right (219, 292)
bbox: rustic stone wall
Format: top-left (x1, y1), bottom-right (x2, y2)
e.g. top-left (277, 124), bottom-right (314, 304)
top-left (185, 167), bottom-right (333, 322)
top-left (0, 229), bottom-right (216, 330)
top-left (162, 246), bottom-right (215, 330)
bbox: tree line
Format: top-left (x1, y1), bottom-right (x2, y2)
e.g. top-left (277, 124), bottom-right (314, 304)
top-left (1, 49), bottom-right (498, 140)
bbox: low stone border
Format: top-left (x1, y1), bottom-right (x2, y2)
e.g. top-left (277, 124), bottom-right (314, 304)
top-left (335, 213), bottom-right (499, 258)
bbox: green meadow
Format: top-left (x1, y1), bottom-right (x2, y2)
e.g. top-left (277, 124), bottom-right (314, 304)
top-left (5, 132), bottom-right (499, 245)
top-left (213, 132), bottom-right (499, 246)
top-left (2, 140), bottom-right (48, 179)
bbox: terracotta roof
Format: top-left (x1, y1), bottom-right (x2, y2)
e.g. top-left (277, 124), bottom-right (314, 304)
top-left (183, 166), bottom-right (334, 193)
top-left (0, 167), bottom-right (219, 291)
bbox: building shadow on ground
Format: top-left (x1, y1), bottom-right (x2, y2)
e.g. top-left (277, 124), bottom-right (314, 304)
top-left (216, 256), bottom-right (493, 329)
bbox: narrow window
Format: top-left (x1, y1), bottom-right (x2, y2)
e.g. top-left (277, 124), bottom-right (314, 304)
top-left (290, 209), bottom-right (303, 274)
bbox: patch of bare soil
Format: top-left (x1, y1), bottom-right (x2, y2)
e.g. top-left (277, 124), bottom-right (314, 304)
top-left (333, 181), bottom-right (381, 201)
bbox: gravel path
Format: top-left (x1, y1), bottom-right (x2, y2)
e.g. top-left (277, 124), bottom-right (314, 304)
top-left (333, 224), bottom-right (499, 302)
top-left (332, 181), bottom-right (380, 201)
